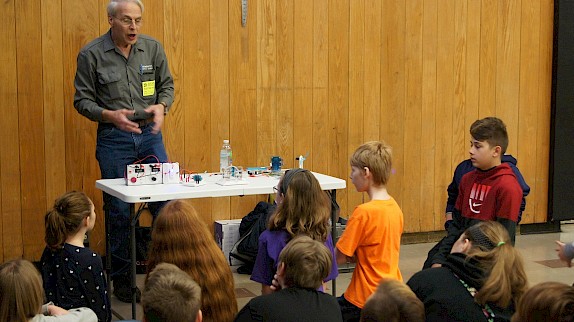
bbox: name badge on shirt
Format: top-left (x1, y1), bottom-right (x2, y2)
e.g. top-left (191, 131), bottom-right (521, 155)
top-left (142, 80), bottom-right (155, 96)
top-left (140, 64), bottom-right (154, 75)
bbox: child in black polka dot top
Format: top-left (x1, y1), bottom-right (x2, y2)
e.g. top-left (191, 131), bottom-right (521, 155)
top-left (41, 191), bottom-right (110, 322)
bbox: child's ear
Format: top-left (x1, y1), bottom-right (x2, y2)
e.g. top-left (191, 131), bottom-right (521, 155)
top-left (462, 238), bottom-right (473, 253)
top-left (276, 262), bottom-right (286, 277)
top-left (492, 145), bottom-right (502, 157)
top-left (363, 167), bottom-right (371, 177)
top-left (195, 309), bottom-right (203, 322)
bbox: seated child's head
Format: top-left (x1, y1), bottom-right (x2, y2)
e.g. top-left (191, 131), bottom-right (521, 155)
top-left (45, 191), bottom-right (95, 250)
top-left (142, 262), bottom-right (202, 322)
top-left (450, 220), bottom-right (511, 255)
top-left (350, 141), bottom-right (392, 187)
top-left (276, 235), bottom-right (332, 290)
top-left (275, 168), bottom-right (329, 207)
top-left (360, 279), bottom-right (425, 322)
top-left (271, 169), bottom-right (331, 241)
top-left (511, 282), bottom-right (574, 322)
top-left (469, 117), bottom-right (509, 170)
top-left (0, 259), bottom-right (44, 322)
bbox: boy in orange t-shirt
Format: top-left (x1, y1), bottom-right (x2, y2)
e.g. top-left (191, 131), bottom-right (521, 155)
top-left (336, 141), bottom-right (404, 322)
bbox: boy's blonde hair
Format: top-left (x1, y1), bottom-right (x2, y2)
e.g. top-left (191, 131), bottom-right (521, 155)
top-left (350, 141), bottom-right (392, 186)
top-left (470, 117), bottom-right (509, 154)
top-left (360, 279), bottom-right (425, 322)
top-left (278, 235), bottom-right (332, 289)
top-left (0, 259), bottom-right (44, 322)
top-left (142, 262), bottom-right (201, 322)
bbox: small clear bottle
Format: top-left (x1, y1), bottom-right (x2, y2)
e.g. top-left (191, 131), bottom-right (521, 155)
top-left (220, 140), bottom-right (233, 178)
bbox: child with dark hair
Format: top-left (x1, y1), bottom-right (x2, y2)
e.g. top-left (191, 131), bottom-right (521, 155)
top-left (445, 154), bottom-right (529, 226)
top-left (424, 117), bottom-right (523, 268)
top-left (251, 168), bottom-right (338, 295)
top-left (235, 236), bottom-right (342, 321)
top-left (40, 191), bottom-right (109, 322)
top-left (0, 259), bottom-right (97, 322)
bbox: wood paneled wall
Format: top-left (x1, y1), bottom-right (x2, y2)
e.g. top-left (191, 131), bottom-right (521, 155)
top-left (0, 0), bottom-right (554, 262)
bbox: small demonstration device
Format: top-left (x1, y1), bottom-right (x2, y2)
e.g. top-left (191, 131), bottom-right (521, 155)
top-left (126, 162), bottom-right (180, 186)
top-left (126, 163), bottom-right (162, 185)
top-left (217, 166), bottom-right (247, 186)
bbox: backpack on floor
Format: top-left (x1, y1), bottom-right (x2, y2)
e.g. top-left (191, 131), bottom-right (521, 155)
top-left (230, 201), bottom-right (276, 274)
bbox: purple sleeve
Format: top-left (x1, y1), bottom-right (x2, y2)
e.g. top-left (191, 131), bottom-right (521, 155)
top-left (323, 234), bottom-right (339, 282)
top-left (250, 230), bottom-right (289, 285)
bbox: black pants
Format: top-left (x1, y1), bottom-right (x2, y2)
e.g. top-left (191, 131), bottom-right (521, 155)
top-left (337, 294), bottom-right (361, 322)
top-left (422, 237), bottom-right (446, 269)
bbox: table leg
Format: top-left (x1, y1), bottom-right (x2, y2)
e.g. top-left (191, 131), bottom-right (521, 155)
top-left (105, 204), bottom-right (125, 320)
top-left (130, 204), bottom-right (137, 318)
top-left (105, 207), bottom-right (112, 300)
top-left (129, 203), bottom-right (147, 319)
top-left (330, 189), bottom-right (337, 296)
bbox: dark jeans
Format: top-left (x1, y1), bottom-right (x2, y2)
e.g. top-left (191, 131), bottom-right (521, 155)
top-left (338, 294), bottom-right (361, 322)
top-left (96, 122), bottom-right (168, 279)
top-left (423, 237), bottom-right (444, 269)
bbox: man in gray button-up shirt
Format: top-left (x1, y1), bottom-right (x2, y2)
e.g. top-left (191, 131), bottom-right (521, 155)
top-left (73, 0), bottom-right (174, 304)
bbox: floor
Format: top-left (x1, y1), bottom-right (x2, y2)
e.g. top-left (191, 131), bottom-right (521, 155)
top-left (110, 223), bottom-right (574, 321)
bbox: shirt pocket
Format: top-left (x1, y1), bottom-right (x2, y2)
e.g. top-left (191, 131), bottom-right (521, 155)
top-left (97, 70), bottom-right (123, 100)
top-left (140, 66), bottom-right (156, 82)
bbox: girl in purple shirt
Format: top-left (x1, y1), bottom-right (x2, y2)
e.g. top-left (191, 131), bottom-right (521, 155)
top-left (250, 169), bottom-right (339, 294)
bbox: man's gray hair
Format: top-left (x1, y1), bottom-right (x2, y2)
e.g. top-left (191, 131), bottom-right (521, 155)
top-left (107, 0), bottom-right (144, 17)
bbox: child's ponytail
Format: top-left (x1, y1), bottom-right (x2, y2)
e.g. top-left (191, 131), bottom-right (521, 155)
top-left (476, 242), bottom-right (528, 307)
top-left (45, 207), bottom-right (68, 250)
top-left (465, 221), bottom-right (528, 308)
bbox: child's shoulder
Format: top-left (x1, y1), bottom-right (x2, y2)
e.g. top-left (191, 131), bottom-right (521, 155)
top-left (263, 228), bottom-right (290, 238)
top-left (63, 244), bottom-right (102, 263)
top-left (462, 163), bottom-right (514, 180)
top-left (352, 198), bottom-right (403, 220)
top-left (490, 163), bottom-right (521, 187)
top-left (260, 229), bottom-right (290, 245)
top-left (356, 198), bottom-right (399, 210)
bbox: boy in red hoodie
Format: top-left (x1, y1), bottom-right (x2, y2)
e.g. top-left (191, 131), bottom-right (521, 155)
top-left (425, 117), bottom-right (523, 268)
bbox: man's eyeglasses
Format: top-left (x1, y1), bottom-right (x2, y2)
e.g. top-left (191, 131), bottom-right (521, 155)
top-left (273, 186), bottom-right (279, 194)
top-left (116, 16), bottom-right (142, 27)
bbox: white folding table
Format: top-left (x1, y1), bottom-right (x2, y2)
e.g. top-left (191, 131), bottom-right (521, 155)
top-left (96, 171), bottom-right (346, 319)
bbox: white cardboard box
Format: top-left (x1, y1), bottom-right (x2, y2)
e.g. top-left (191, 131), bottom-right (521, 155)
top-left (214, 219), bottom-right (242, 266)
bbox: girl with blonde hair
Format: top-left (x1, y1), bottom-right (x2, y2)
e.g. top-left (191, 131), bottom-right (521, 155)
top-left (408, 221), bottom-right (528, 321)
top-left (146, 200), bottom-right (237, 322)
top-left (0, 259), bottom-right (97, 322)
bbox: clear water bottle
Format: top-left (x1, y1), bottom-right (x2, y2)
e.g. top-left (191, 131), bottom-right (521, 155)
top-left (220, 139), bottom-right (232, 178)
